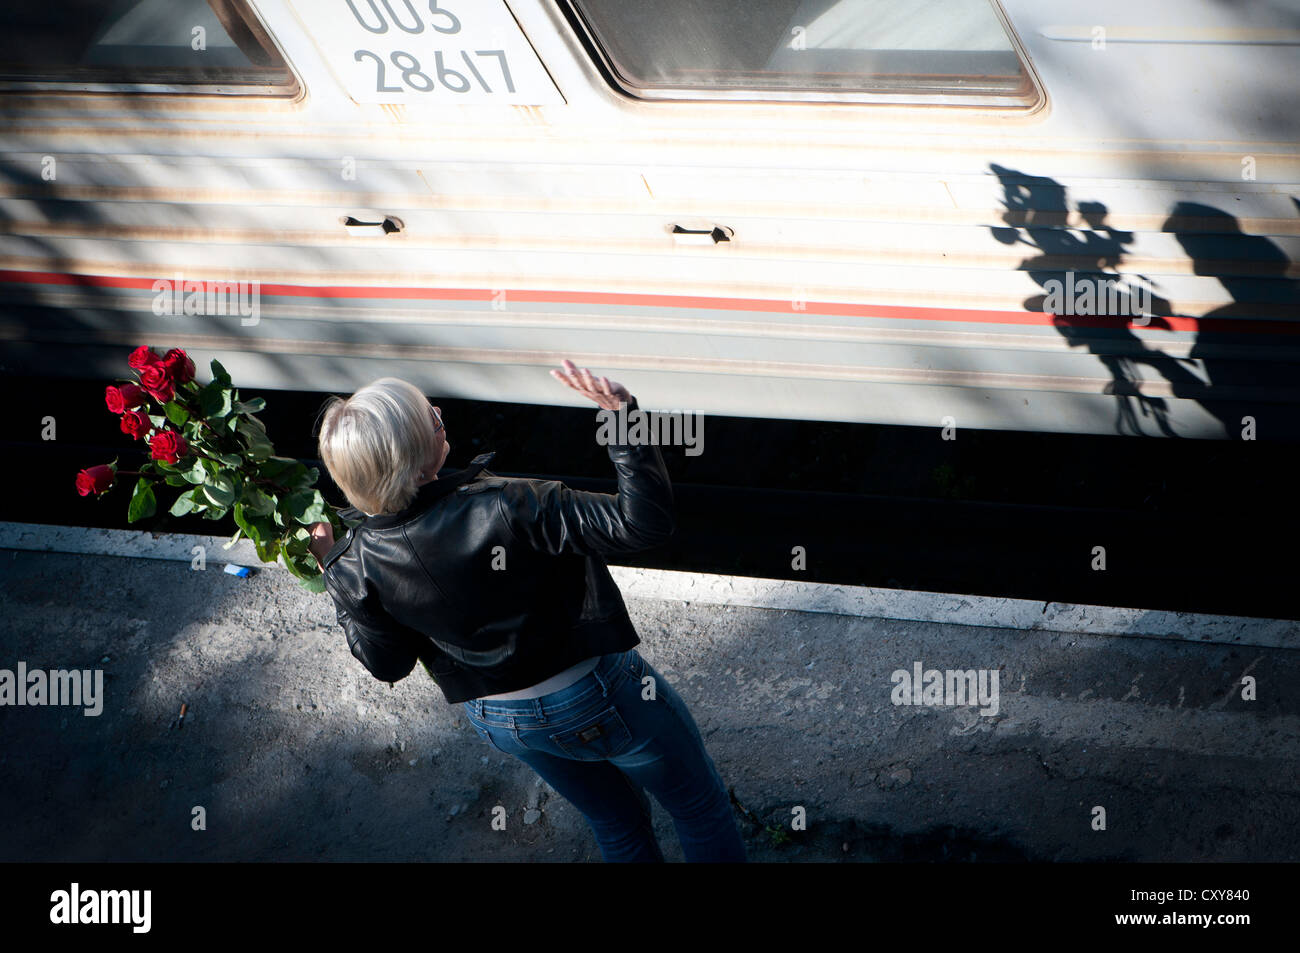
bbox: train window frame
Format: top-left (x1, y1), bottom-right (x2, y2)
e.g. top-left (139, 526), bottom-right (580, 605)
top-left (0, 0), bottom-right (300, 98)
top-left (558, 0), bottom-right (1043, 109)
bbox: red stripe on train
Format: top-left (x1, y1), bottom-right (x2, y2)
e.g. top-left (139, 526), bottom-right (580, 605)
top-left (0, 267), bottom-right (1292, 336)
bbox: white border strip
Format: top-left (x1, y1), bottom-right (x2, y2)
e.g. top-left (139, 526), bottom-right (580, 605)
top-left (0, 521), bottom-right (266, 567)
top-left (607, 567), bottom-right (1296, 649)
top-left (2, 521), bottom-right (1293, 648)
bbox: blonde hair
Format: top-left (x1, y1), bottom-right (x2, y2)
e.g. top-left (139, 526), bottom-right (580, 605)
top-left (317, 377), bottom-right (437, 516)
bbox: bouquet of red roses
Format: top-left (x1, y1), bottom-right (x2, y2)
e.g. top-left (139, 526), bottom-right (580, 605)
top-left (76, 345), bottom-right (343, 592)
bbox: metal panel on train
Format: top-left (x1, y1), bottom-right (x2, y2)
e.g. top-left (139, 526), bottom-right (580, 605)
top-left (1, 0), bottom-right (1297, 438)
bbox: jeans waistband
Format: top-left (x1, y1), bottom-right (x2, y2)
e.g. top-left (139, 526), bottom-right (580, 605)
top-left (464, 650), bottom-right (633, 724)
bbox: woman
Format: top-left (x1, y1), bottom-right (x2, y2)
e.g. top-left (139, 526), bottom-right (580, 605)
top-left (308, 359), bottom-right (746, 863)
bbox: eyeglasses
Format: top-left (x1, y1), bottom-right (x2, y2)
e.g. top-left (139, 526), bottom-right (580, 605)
top-left (428, 403), bottom-right (444, 434)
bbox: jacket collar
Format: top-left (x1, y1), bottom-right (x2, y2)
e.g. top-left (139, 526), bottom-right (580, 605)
top-left (323, 452), bottom-right (497, 572)
top-left (355, 450), bottom-right (496, 530)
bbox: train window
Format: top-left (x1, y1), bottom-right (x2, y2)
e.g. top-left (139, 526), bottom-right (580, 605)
top-left (0, 0), bottom-right (296, 95)
top-left (564, 0), bottom-right (1039, 106)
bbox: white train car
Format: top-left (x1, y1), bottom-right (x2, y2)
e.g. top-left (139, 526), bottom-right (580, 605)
top-left (1, 0), bottom-right (1296, 437)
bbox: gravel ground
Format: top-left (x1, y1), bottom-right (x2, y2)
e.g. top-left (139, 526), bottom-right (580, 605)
top-left (1, 546), bottom-right (1296, 863)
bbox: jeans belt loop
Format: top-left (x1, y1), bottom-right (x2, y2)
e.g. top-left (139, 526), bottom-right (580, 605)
top-left (593, 663), bottom-right (611, 698)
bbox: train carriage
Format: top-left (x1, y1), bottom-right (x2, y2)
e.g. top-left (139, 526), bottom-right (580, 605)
top-left (1, 0), bottom-right (1297, 438)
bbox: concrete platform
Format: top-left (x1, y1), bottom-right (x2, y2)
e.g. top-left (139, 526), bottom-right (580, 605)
top-left (0, 521), bottom-right (1296, 862)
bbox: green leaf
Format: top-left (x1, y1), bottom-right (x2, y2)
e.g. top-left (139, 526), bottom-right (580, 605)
top-left (232, 501), bottom-right (253, 537)
top-left (292, 465), bottom-right (319, 490)
top-left (127, 478), bottom-right (156, 523)
top-left (298, 573), bottom-right (326, 594)
top-left (203, 473), bottom-right (236, 508)
top-left (283, 488), bottom-right (330, 525)
top-left (183, 459), bottom-right (207, 484)
top-left (253, 535), bottom-right (280, 563)
top-left (240, 485), bottom-right (276, 517)
top-left (198, 381), bottom-right (233, 419)
top-left (235, 417), bottom-right (274, 462)
top-left (284, 530), bottom-right (311, 556)
top-left (199, 457), bottom-right (220, 479)
top-left (169, 488), bottom-right (201, 516)
top-left (223, 526), bottom-right (244, 550)
top-left (257, 457), bottom-right (299, 481)
top-left (287, 467), bottom-right (312, 491)
top-left (234, 396), bottom-right (266, 414)
top-left (148, 414), bottom-right (166, 429)
top-left (210, 358), bottom-right (232, 386)
top-left (214, 451), bottom-right (244, 467)
top-left (234, 503), bottom-right (277, 545)
top-left (164, 401), bottom-right (190, 426)
top-left (163, 473), bottom-right (189, 487)
top-left (280, 548), bottom-right (318, 581)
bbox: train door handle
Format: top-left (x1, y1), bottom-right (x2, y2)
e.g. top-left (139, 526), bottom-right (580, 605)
top-left (671, 224), bottom-right (733, 245)
top-left (341, 213), bottom-right (404, 234)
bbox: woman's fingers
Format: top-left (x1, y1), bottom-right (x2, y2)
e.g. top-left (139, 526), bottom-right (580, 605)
top-left (549, 368), bottom-right (576, 390)
top-left (551, 359), bottom-right (582, 389)
top-left (551, 360), bottom-right (627, 408)
top-left (551, 360), bottom-right (597, 394)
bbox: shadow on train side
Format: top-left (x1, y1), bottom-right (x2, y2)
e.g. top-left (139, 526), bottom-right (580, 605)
top-left (989, 163), bottom-right (1300, 439)
top-left (0, 151), bottom-right (361, 406)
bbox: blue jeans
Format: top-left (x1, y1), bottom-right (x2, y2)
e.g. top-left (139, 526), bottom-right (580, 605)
top-left (463, 648), bottom-right (747, 863)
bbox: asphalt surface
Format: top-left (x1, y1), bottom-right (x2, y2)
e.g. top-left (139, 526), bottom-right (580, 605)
top-left (1, 544), bottom-right (1296, 863)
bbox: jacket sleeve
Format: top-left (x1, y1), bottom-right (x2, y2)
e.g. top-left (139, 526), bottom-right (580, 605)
top-left (326, 581), bottom-right (421, 683)
top-left (496, 396), bottom-right (675, 557)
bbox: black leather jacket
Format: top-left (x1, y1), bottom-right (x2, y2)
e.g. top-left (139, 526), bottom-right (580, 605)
top-left (320, 397), bottom-right (674, 703)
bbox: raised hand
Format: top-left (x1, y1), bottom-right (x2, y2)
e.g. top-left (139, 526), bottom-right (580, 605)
top-left (549, 358), bottom-right (632, 412)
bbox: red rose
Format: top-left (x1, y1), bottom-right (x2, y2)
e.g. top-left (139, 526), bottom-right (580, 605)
top-left (129, 346), bottom-right (161, 369)
top-left (161, 348), bottom-right (195, 385)
top-left (138, 363), bottom-right (175, 403)
top-left (75, 464), bottom-right (116, 496)
top-left (149, 430), bottom-right (189, 464)
top-left (105, 383), bottom-right (148, 414)
top-left (120, 409), bottom-right (151, 439)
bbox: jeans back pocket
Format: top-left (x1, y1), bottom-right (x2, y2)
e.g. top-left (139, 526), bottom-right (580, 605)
top-left (549, 705), bottom-right (634, 760)
top-left (468, 719), bottom-right (506, 754)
